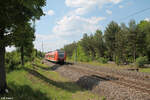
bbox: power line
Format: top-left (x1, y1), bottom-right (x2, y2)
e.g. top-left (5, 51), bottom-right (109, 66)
top-left (119, 7), bottom-right (150, 21)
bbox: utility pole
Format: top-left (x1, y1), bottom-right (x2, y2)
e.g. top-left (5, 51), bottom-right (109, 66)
top-left (41, 41), bottom-right (44, 58)
top-left (42, 41), bottom-right (44, 53)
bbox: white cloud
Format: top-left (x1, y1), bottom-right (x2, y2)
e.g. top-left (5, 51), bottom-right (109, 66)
top-left (110, 0), bottom-right (122, 4)
top-left (65, 0), bottom-right (122, 7)
top-left (74, 7), bottom-right (89, 15)
top-left (106, 9), bottom-right (112, 15)
top-left (65, 0), bottom-right (122, 15)
top-left (45, 10), bottom-right (55, 16)
top-left (35, 15), bottom-right (106, 52)
top-left (34, 33), bottom-right (69, 52)
top-left (53, 15), bottom-right (106, 37)
top-left (118, 5), bottom-right (124, 8)
top-left (144, 18), bottom-right (150, 22)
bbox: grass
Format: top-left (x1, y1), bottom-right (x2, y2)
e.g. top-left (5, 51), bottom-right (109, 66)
top-left (67, 59), bottom-right (150, 73)
top-left (139, 68), bottom-right (150, 73)
top-left (87, 61), bottom-right (136, 69)
top-left (85, 61), bottom-right (150, 73)
top-left (70, 60), bottom-right (135, 69)
top-left (1, 58), bottom-right (100, 100)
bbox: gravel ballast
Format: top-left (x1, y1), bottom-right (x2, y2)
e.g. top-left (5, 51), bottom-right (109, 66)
top-left (43, 60), bottom-right (150, 100)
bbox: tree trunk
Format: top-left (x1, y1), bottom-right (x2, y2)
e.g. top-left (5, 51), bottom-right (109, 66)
top-left (0, 27), bottom-right (7, 93)
top-left (21, 45), bottom-right (24, 66)
top-left (133, 32), bottom-right (137, 62)
top-left (0, 42), bottom-right (7, 94)
top-left (134, 49), bottom-right (136, 62)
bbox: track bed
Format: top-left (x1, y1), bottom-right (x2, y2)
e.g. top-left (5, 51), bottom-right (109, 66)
top-left (43, 60), bottom-right (150, 100)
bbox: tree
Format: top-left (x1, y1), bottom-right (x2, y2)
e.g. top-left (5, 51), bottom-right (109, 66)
top-left (14, 22), bottom-right (35, 65)
top-left (0, 0), bottom-right (46, 93)
top-left (72, 43), bottom-right (90, 62)
top-left (88, 34), bottom-right (96, 59)
top-left (104, 21), bottom-right (121, 61)
top-left (93, 30), bottom-right (105, 59)
top-left (115, 23), bottom-right (128, 64)
top-left (81, 33), bottom-right (97, 60)
top-left (137, 20), bottom-right (150, 60)
top-left (127, 20), bottom-right (138, 62)
top-left (80, 33), bottom-right (90, 55)
top-left (64, 42), bottom-right (77, 58)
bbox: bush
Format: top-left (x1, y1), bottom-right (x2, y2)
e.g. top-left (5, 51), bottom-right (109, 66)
top-left (24, 62), bottom-right (32, 68)
top-left (136, 56), bottom-right (148, 67)
top-left (98, 57), bottom-right (108, 64)
top-left (115, 56), bottom-right (120, 65)
top-left (127, 57), bottom-right (134, 63)
top-left (101, 96), bottom-right (106, 100)
top-left (5, 51), bottom-right (20, 70)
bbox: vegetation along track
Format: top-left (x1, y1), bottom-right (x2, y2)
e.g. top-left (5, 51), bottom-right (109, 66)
top-left (62, 62), bottom-right (150, 95)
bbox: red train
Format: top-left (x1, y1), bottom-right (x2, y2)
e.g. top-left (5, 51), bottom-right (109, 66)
top-left (45, 50), bottom-right (66, 63)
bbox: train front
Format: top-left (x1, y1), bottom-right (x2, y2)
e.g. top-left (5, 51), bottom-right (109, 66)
top-left (57, 51), bottom-right (66, 63)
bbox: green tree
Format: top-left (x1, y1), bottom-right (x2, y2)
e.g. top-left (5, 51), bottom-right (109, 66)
top-left (0, 0), bottom-right (46, 93)
top-left (127, 20), bottom-right (138, 62)
top-left (93, 30), bottom-right (105, 59)
top-left (63, 19), bottom-right (150, 65)
top-left (104, 21), bottom-right (121, 61)
top-left (14, 22), bottom-right (35, 65)
top-left (88, 34), bottom-right (96, 59)
top-left (72, 43), bottom-right (89, 62)
top-left (81, 33), bottom-right (96, 60)
top-left (64, 42), bottom-right (77, 59)
top-left (113, 23), bottom-right (131, 64)
top-left (80, 33), bottom-right (91, 56)
top-left (137, 20), bottom-right (150, 60)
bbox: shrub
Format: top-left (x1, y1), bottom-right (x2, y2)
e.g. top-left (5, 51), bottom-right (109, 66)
top-left (98, 57), bottom-right (108, 64)
top-left (24, 62), bottom-right (32, 68)
top-left (127, 57), bottom-right (134, 63)
top-left (101, 96), bottom-right (106, 100)
top-left (136, 56), bottom-right (148, 67)
top-left (115, 56), bottom-right (120, 65)
top-left (5, 51), bottom-right (20, 70)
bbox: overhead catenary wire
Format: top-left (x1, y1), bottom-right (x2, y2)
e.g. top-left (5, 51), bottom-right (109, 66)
top-left (119, 7), bottom-right (150, 21)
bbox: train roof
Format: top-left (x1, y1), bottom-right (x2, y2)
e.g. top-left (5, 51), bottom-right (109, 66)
top-left (56, 50), bottom-right (65, 53)
top-left (47, 51), bottom-right (52, 53)
top-left (46, 50), bottom-right (64, 53)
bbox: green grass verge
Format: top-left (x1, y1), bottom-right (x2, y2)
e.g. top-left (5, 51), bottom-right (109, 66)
top-left (1, 59), bottom-right (100, 100)
top-left (67, 59), bottom-right (150, 73)
top-left (87, 61), bottom-right (150, 73)
top-left (139, 68), bottom-right (150, 73)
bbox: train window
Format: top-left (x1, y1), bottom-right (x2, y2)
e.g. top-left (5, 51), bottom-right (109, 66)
top-left (58, 53), bottom-right (64, 58)
top-left (52, 55), bottom-right (54, 58)
top-left (49, 55), bottom-right (54, 58)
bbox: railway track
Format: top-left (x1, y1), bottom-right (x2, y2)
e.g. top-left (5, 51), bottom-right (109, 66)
top-left (43, 60), bottom-right (150, 99)
top-left (65, 64), bottom-right (150, 94)
top-left (75, 62), bottom-right (150, 82)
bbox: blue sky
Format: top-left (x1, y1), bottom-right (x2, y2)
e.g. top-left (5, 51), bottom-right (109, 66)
top-left (7, 0), bottom-right (150, 52)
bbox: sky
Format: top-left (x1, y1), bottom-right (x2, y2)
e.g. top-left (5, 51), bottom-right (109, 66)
top-left (6, 0), bottom-right (150, 52)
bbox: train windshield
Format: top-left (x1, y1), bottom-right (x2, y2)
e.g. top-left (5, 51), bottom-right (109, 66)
top-left (58, 53), bottom-right (64, 58)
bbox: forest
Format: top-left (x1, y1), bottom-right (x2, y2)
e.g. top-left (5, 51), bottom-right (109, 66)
top-left (63, 20), bottom-right (150, 66)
